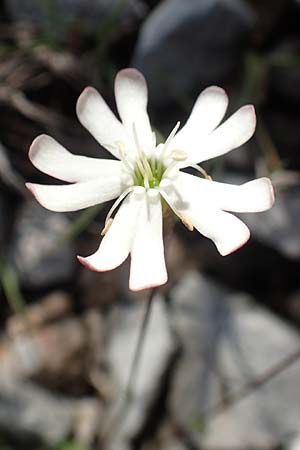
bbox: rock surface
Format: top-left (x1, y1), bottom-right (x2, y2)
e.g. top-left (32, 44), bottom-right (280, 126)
top-left (132, 0), bottom-right (255, 106)
top-left (106, 294), bottom-right (176, 450)
top-left (0, 376), bottom-right (101, 446)
top-left (242, 186), bottom-right (300, 259)
top-left (10, 201), bottom-right (76, 289)
top-left (169, 271), bottom-right (300, 449)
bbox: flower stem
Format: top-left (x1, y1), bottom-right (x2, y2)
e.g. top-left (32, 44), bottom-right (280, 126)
top-left (125, 289), bottom-right (156, 400)
top-left (102, 287), bottom-right (156, 446)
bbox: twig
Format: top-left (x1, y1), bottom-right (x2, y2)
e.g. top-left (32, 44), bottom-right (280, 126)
top-left (202, 346), bottom-right (300, 420)
top-left (0, 85), bottom-right (76, 129)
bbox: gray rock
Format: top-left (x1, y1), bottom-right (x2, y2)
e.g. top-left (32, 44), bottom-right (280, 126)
top-left (157, 436), bottom-right (187, 450)
top-left (169, 271), bottom-right (300, 450)
top-left (242, 186), bottom-right (300, 259)
top-left (132, 0), bottom-right (256, 106)
top-left (0, 377), bottom-right (73, 445)
top-left (10, 200), bottom-right (76, 289)
top-left (0, 375), bottom-right (102, 446)
top-left (287, 434), bottom-right (300, 450)
top-left (208, 173), bottom-right (300, 259)
top-left (106, 294), bottom-right (176, 450)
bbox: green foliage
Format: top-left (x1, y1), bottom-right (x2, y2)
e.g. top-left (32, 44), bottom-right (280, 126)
top-left (0, 258), bottom-right (26, 315)
top-left (53, 440), bottom-right (91, 450)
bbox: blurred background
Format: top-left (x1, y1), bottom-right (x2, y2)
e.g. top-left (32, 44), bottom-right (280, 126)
top-left (0, 0), bottom-right (300, 449)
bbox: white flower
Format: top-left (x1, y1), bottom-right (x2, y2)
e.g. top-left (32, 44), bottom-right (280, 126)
top-left (26, 68), bottom-right (274, 291)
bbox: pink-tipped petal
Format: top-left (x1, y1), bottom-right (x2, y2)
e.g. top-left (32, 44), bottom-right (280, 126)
top-left (26, 178), bottom-right (123, 212)
top-left (176, 172), bottom-right (275, 213)
top-left (76, 86), bottom-right (129, 158)
top-left (77, 188), bottom-right (144, 272)
top-left (129, 189), bottom-right (167, 291)
top-left (193, 209), bottom-right (250, 256)
top-left (161, 177), bottom-right (250, 256)
top-left (115, 68), bottom-right (154, 155)
top-left (29, 134), bottom-right (123, 183)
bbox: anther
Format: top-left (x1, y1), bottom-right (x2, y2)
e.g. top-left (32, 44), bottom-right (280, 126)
top-left (101, 218), bottom-right (113, 236)
top-left (171, 149), bottom-right (188, 161)
top-left (104, 186), bottom-right (135, 227)
top-left (180, 214), bottom-right (194, 232)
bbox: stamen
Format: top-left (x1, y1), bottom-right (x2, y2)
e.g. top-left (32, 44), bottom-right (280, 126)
top-left (171, 149), bottom-right (188, 161)
top-left (162, 121), bottom-right (181, 156)
top-left (135, 158), bottom-right (147, 180)
top-left (152, 131), bottom-right (157, 147)
top-left (116, 141), bottom-right (134, 173)
top-left (157, 121), bottom-right (181, 174)
top-left (101, 218), bottom-right (113, 236)
top-left (104, 186), bottom-right (135, 227)
top-left (187, 163), bottom-right (212, 180)
top-left (144, 172), bottom-right (150, 189)
top-left (132, 123), bottom-right (154, 182)
top-left (159, 185), bottom-right (193, 232)
top-left (158, 187), bottom-right (183, 220)
top-left (180, 214), bottom-right (194, 231)
top-left (162, 160), bottom-right (180, 178)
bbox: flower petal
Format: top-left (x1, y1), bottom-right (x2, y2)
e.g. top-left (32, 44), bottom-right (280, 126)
top-left (77, 187), bottom-right (145, 272)
top-left (176, 172), bottom-right (274, 213)
top-left (169, 86), bottom-right (228, 156)
top-left (29, 134), bottom-right (124, 183)
top-left (190, 207), bottom-right (250, 256)
top-left (115, 68), bottom-right (154, 155)
top-left (26, 177), bottom-right (124, 212)
top-left (76, 86), bottom-right (129, 158)
top-left (173, 104), bottom-right (256, 165)
top-left (160, 177), bottom-right (250, 256)
top-left (129, 189), bottom-right (167, 291)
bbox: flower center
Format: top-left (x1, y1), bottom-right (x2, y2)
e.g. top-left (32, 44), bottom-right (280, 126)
top-left (103, 122), bottom-right (212, 236)
top-left (132, 156), bottom-right (166, 189)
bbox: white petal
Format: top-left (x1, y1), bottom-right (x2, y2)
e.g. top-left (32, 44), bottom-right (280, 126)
top-left (190, 207), bottom-right (250, 256)
top-left (169, 86), bottom-right (228, 157)
top-left (115, 68), bottom-right (154, 155)
top-left (160, 177), bottom-right (250, 256)
top-left (176, 172), bottom-right (274, 213)
top-left (194, 105), bottom-right (256, 163)
top-left (129, 189), bottom-right (167, 291)
top-left (29, 134), bottom-right (123, 183)
top-left (76, 86), bottom-right (129, 158)
top-left (26, 177), bottom-right (124, 212)
top-left (173, 105), bottom-right (256, 165)
top-left (77, 188), bottom-right (144, 272)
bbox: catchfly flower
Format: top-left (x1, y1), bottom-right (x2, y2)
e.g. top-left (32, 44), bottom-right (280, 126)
top-left (26, 68), bottom-right (274, 291)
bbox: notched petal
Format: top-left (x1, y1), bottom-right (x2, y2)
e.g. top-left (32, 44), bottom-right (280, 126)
top-left (76, 86), bottom-right (128, 158)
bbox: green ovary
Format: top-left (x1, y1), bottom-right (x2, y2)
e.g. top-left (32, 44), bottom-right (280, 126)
top-left (133, 157), bottom-right (166, 189)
